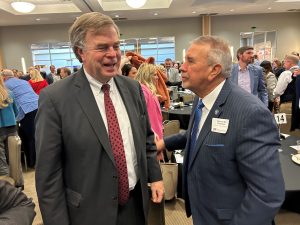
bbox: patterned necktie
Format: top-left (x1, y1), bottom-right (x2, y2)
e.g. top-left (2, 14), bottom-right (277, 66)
top-left (102, 84), bottom-right (129, 205)
top-left (189, 100), bottom-right (205, 160)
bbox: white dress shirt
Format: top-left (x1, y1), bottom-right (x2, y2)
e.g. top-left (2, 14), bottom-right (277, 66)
top-left (85, 69), bottom-right (138, 190)
top-left (196, 80), bottom-right (225, 137)
top-left (273, 66), bottom-right (299, 98)
top-left (238, 65), bottom-right (251, 93)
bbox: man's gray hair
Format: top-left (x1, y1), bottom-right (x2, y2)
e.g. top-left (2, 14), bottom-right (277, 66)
top-left (1, 69), bottom-right (14, 78)
top-left (69, 12), bottom-right (120, 63)
top-left (192, 36), bottom-right (232, 78)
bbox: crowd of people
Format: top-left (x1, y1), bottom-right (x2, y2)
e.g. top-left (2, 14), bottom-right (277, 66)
top-left (0, 11), bottom-right (299, 225)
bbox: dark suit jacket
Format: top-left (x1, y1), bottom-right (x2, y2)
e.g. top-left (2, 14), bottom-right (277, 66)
top-left (35, 68), bottom-right (162, 225)
top-left (230, 63), bottom-right (268, 106)
top-left (165, 79), bottom-right (285, 225)
top-left (0, 180), bottom-right (35, 225)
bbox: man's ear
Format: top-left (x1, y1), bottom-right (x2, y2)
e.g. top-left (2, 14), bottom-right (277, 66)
top-left (208, 64), bottom-right (222, 81)
top-left (76, 47), bottom-right (84, 62)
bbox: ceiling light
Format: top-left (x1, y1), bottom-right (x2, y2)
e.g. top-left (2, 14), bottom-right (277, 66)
top-left (36, 18), bottom-right (40, 21)
top-left (126, 0), bottom-right (147, 9)
top-left (154, 12), bottom-right (158, 16)
top-left (268, 7), bottom-right (272, 10)
top-left (192, 11), bottom-right (196, 14)
top-left (11, 1), bottom-right (36, 13)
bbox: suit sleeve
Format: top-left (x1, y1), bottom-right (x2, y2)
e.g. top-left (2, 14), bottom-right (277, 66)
top-left (164, 132), bottom-right (187, 151)
top-left (35, 90), bottom-right (70, 225)
top-left (231, 105), bottom-right (285, 225)
top-left (0, 181), bottom-right (35, 225)
top-left (257, 67), bottom-right (269, 106)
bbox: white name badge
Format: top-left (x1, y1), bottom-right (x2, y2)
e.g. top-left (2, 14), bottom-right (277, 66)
top-left (274, 113), bottom-right (287, 125)
top-left (211, 118), bottom-right (229, 134)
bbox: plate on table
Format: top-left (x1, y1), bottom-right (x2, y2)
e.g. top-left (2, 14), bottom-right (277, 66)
top-left (291, 154), bottom-right (300, 165)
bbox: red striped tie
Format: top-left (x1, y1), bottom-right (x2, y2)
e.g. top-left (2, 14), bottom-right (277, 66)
top-left (102, 84), bottom-right (129, 205)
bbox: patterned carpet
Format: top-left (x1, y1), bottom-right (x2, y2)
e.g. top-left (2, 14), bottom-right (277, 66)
top-left (22, 168), bottom-right (300, 225)
top-left (21, 102), bottom-right (299, 225)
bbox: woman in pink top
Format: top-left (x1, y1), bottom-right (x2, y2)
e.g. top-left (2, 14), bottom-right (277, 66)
top-left (135, 63), bottom-right (163, 159)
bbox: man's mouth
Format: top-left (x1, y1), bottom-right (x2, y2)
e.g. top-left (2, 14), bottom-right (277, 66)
top-left (103, 63), bottom-right (117, 69)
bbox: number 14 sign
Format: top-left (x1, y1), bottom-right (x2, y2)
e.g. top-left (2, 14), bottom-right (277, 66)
top-left (274, 113), bottom-right (287, 124)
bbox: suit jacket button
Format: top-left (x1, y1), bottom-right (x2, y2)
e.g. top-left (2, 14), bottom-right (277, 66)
top-left (113, 175), bottom-right (117, 179)
top-left (112, 196), bottom-right (117, 200)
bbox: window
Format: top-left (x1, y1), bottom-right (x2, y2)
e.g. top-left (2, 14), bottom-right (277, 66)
top-left (31, 42), bottom-right (81, 73)
top-left (120, 37), bottom-right (175, 64)
top-left (240, 31), bottom-right (277, 61)
top-left (31, 36), bottom-right (175, 73)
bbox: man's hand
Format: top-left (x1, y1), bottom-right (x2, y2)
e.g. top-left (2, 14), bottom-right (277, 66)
top-left (150, 180), bottom-right (164, 203)
top-left (294, 69), bottom-right (300, 76)
top-left (155, 138), bottom-right (166, 152)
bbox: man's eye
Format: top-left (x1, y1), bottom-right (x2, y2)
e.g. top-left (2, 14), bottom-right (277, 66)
top-left (113, 45), bottom-right (120, 50)
top-left (95, 47), bottom-right (107, 51)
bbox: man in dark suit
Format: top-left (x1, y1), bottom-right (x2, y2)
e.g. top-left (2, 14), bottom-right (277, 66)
top-left (230, 46), bottom-right (268, 106)
top-left (35, 12), bottom-right (164, 225)
top-left (156, 36), bottom-right (285, 225)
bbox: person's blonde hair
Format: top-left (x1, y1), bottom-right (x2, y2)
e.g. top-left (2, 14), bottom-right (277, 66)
top-left (135, 63), bottom-right (157, 95)
top-left (285, 54), bottom-right (299, 65)
top-left (69, 12), bottom-right (120, 63)
top-left (0, 72), bottom-right (12, 108)
top-left (30, 68), bottom-right (44, 82)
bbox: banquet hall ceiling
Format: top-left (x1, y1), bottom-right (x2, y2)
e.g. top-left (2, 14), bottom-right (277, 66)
top-left (0, 0), bottom-right (299, 26)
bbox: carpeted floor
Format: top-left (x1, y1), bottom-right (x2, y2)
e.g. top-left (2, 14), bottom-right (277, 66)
top-left (22, 102), bottom-right (300, 225)
top-left (23, 169), bottom-right (300, 225)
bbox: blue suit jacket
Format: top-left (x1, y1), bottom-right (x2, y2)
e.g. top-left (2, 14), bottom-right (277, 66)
top-left (165, 79), bottom-right (285, 225)
top-left (230, 63), bottom-right (268, 106)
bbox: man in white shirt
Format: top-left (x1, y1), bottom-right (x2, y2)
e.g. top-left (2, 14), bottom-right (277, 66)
top-left (35, 12), bottom-right (164, 225)
top-left (274, 54), bottom-right (299, 103)
top-left (156, 36), bottom-right (284, 225)
top-left (230, 46), bottom-right (268, 106)
top-left (165, 58), bottom-right (181, 86)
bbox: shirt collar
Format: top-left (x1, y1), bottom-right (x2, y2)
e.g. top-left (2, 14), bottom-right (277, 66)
top-left (84, 67), bottom-right (116, 94)
top-left (201, 80), bottom-right (226, 111)
top-left (238, 64), bottom-right (249, 72)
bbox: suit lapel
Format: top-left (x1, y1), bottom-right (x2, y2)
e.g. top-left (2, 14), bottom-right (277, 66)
top-left (73, 69), bottom-right (115, 165)
top-left (188, 80), bottom-right (232, 170)
top-left (114, 76), bottom-right (141, 162)
top-left (249, 65), bottom-right (255, 93)
top-left (231, 64), bottom-right (239, 84)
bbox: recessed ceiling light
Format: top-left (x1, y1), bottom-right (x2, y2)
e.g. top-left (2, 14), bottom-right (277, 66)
top-left (154, 12), bottom-right (158, 16)
top-left (192, 11), bottom-right (196, 14)
top-left (268, 7), bottom-right (272, 10)
top-left (36, 18), bottom-right (40, 21)
top-left (230, 9), bottom-right (234, 12)
top-left (11, 1), bottom-right (36, 13)
top-left (115, 15), bottom-right (119, 18)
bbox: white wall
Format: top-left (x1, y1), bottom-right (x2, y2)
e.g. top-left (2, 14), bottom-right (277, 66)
top-left (0, 12), bottom-right (299, 70)
top-left (117, 18), bottom-right (201, 63)
top-left (0, 24), bottom-right (70, 70)
top-left (212, 12), bottom-right (300, 60)
top-left (0, 18), bottom-right (201, 70)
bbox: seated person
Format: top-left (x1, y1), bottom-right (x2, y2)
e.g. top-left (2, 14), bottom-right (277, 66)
top-left (164, 58), bottom-right (182, 87)
top-left (0, 180), bottom-right (35, 225)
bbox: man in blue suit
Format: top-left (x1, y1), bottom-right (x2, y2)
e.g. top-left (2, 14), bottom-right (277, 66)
top-left (230, 46), bottom-right (268, 106)
top-left (157, 36), bottom-right (285, 225)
